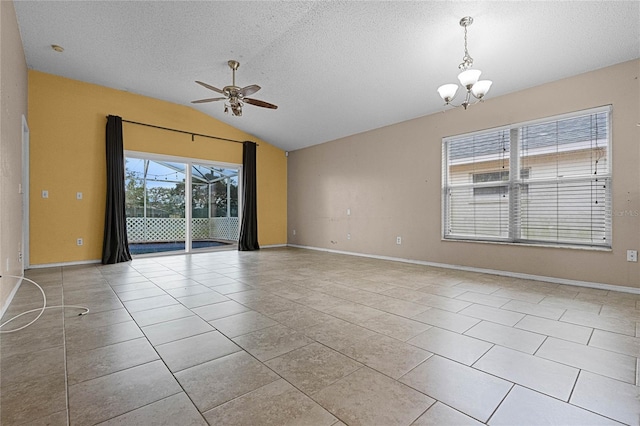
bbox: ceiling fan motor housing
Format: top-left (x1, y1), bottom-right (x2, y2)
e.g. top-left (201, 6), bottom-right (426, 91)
top-left (191, 60), bottom-right (278, 114)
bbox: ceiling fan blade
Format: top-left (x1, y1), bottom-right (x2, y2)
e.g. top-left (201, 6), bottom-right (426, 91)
top-left (195, 81), bottom-right (225, 94)
top-left (240, 84), bottom-right (261, 97)
top-left (244, 98), bottom-right (278, 109)
top-left (191, 97), bottom-right (226, 104)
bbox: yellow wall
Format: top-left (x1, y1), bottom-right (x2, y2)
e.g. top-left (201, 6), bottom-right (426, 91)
top-left (28, 70), bottom-right (287, 265)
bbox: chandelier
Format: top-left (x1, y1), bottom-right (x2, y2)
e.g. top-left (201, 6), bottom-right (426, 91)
top-left (437, 16), bottom-right (492, 109)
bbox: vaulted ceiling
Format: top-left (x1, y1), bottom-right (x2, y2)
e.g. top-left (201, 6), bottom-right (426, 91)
top-left (14, 1), bottom-right (640, 151)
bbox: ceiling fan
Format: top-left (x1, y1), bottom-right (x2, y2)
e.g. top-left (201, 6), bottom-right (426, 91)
top-left (192, 60), bottom-right (278, 117)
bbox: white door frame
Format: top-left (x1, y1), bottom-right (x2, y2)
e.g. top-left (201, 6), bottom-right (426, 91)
top-left (22, 115), bottom-right (30, 270)
top-left (124, 151), bottom-right (242, 254)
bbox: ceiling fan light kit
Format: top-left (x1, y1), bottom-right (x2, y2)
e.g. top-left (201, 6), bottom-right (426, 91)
top-left (192, 60), bottom-right (278, 117)
top-left (438, 16), bottom-right (492, 110)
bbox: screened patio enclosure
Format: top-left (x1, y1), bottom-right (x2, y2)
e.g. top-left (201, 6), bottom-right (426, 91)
top-left (125, 156), bottom-right (240, 255)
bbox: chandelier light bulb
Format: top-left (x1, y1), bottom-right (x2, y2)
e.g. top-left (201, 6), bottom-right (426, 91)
top-left (471, 80), bottom-right (493, 98)
top-left (458, 69), bottom-right (482, 89)
top-left (437, 84), bottom-right (459, 103)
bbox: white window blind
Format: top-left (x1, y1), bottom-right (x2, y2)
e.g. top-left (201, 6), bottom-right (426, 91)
top-left (443, 106), bottom-right (611, 248)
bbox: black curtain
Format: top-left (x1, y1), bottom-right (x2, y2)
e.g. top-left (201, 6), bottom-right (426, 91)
top-left (102, 115), bottom-right (132, 264)
top-left (238, 141), bottom-right (260, 251)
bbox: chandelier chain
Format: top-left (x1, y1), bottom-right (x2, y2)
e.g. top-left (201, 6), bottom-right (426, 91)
top-left (464, 24), bottom-right (468, 58)
top-left (460, 23), bottom-right (474, 71)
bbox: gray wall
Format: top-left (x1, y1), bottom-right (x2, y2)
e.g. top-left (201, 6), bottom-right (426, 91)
top-left (288, 59), bottom-right (640, 290)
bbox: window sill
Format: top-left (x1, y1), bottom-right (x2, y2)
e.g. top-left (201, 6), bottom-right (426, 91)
top-left (441, 237), bottom-right (612, 252)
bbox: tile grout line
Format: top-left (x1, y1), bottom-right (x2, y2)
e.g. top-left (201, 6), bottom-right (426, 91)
top-left (485, 382), bottom-right (516, 424)
top-left (566, 369), bottom-right (581, 403)
top-left (564, 370), bottom-right (629, 425)
top-left (585, 327), bottom-right (595, 346)
top-left (101, 268), bottom-right (212, 425)
top-left (205, 339), bottom-right (351, 424)
top-left (96, 390), bottom-right (187, 425)
top-left (61, 267), bottom-right (71, 426)
top-left (400, 394), bottom-right (436, 425)
top-left (532, 335), bottom-right (549, 356)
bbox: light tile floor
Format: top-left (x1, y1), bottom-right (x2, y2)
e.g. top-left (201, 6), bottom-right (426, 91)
top-left (1, 247), bottom-right (639, 425)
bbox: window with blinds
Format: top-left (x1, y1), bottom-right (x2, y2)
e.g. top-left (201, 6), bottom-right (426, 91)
top-left (442, 106), bottom-right (611, 248)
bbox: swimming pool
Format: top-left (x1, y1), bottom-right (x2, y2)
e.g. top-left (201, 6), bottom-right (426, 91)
top-left (129, 240), bottom-right (232, 255)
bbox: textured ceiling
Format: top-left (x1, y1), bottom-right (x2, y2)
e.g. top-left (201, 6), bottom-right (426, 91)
top-left (14, 1), bottom-right (640, 151)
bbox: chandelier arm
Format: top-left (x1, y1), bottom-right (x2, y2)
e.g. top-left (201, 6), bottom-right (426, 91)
top-left (441, 91), bottom-right (485, 109)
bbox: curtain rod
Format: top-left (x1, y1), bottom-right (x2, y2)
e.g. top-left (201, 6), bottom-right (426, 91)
top-left (120, 119), bottom-right (257, 145)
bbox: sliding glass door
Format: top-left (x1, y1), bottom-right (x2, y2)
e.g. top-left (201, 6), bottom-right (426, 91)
top-left (191, 164), bottom-right (240, 250)
top-left (124, 152), bottom-right (241, 255)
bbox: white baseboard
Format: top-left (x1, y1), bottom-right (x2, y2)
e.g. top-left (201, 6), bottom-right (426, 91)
top-left (28, 259), bottom-right (102, 269)
top-left (287, 244), bottom-right (640, 295)
top-left (261, 244), bottom-right (288, 248)
top-left (0, 275), bottom-right (24, 319)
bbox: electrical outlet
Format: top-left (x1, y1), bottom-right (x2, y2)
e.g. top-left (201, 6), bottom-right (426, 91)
top-left (627, 250), bottom-right (637, 262)
top-left (347, 208), bottom-right (351, 216)
top-left (76, 192), bottom-right (83, 200)
top-left (18, 252), bottom-right (22, 263)
top-left (42, 190), bottom-right (49, 199)
top-left (347, 233), bottom-right (351, 240)
top-left (293, 229), bottom-right (296, 236)
top-left (396, 236), bottom-right (402, 245)
top-left (77, 238), bottom-right (83, 246)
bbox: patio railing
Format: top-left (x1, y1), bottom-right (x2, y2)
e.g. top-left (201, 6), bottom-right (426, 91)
top-left (126, 217), bottom-right (239, 243)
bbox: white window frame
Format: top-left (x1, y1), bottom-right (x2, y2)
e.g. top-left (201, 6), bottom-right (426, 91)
top-left (442, 105), bottom-right (612, 249)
